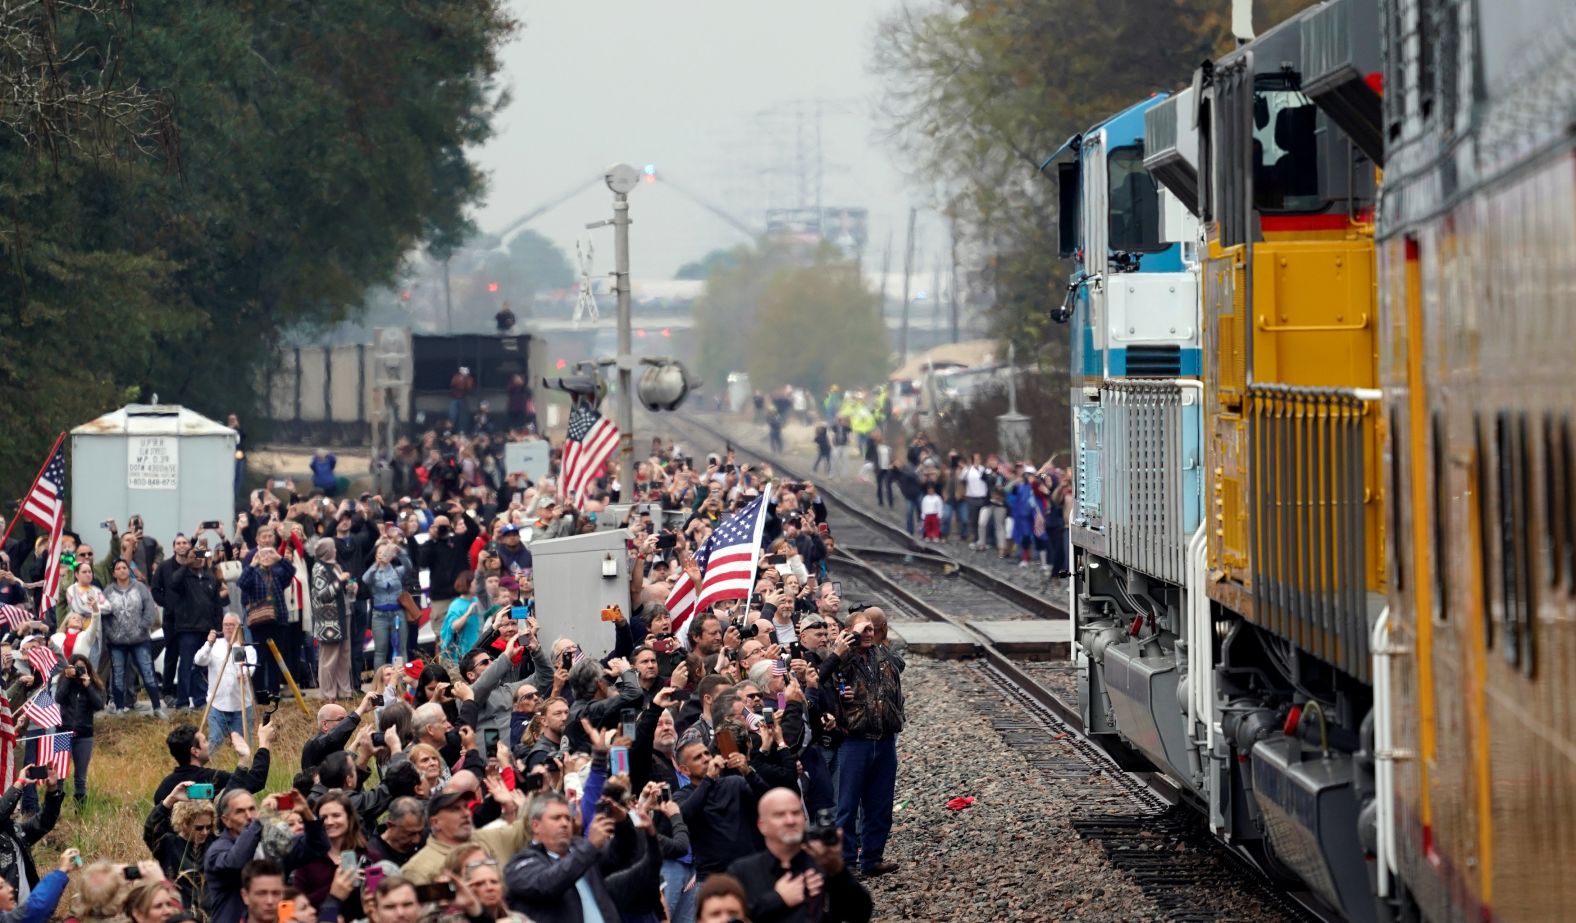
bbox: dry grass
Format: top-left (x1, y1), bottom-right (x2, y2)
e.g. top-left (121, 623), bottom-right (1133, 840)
top-left (33, 702), bottom-right (328, 866)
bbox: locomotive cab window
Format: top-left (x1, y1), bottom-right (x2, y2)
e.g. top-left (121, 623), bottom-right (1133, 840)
top-left (1251, 80), bottom-right (1323, 212)
top-left (1106, 145), bottom-right (1165, 253)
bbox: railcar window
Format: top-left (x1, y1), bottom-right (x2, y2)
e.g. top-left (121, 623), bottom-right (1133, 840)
top-left (1494, 412), bottom-right (1517, 665)
top-left (1418, 0), bottom-right (1438, 120)
top-left (1106, 146), bottom-right (1165, 253)
top-left (1432, 412), bottom-right (1447, 622)
top-left (1251, 84), bottom-right (1323, 212)
top-left (1543, 413), bottom-right (1563, 590)
top-left (1473, 415), bottom-right (1493, 649)
top-left (1564, 418), bottom-right (1575, 597)
top-left (1516, 414), bottom-right (1535, 677)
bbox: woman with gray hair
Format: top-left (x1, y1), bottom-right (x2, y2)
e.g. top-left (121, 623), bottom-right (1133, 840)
top-left (311, 537), bottom-right (355, 699)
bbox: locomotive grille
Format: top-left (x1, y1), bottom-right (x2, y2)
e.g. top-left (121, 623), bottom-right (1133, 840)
top-left (1124, 344), bottom-right (1182, 376)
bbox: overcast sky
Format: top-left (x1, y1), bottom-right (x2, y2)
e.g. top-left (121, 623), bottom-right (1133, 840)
top-left (469, 0), bottom-right (947, 281)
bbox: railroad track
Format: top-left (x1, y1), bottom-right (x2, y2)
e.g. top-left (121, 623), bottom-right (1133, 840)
top-left (657, 409), bottom-right (1336, 921)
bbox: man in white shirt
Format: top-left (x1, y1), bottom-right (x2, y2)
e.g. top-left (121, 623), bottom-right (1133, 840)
top-left (194, 613), bottom-right (257, 754)
top-left (963, 457), bottom-right (990, 545)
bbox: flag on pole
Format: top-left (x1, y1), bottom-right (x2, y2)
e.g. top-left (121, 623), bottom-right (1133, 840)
top-left (0, 605), bottom-right (28, 632)
top-left (22, 689), bottom-right (60, 728)
top-left (40, 730), bottom-right (71, 779)
top-left (18, 440), bottom-right (66, 612)
top-left (560, 402), bottom-right (619, 507)
top-left (0, 691), bottom-right (16, 787)
top-left (693, 492), bottom-right (771, 614)
top-left (23, 643), bottom-right (58, 680)
top-left (665, 557), bottom-right (704, 643)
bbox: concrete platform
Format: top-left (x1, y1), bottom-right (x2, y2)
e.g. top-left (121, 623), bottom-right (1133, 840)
top-left (967, 620), bottom-right (1072, 660)
top-left (889, 622), bottom-right (980, 659)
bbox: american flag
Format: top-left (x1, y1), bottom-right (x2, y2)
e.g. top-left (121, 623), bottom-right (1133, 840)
top-left (560, 402), bottom-right (619, 507)
top-left (24, 643), bottom-right (58, 680)
top-left (0, 605), bottom-right (28, 632)
top-left (22, 688), bottom-right (60, 728)
top-left (665, 558), bottom-right (703, 642)
top-left (693, 492), bottom-right (770, 615)
top-left (18, 442), bottom-right (66, 613)
top-left (40, 730), bottom-right (71, 779)
top-left (0, 692), bottom-right (15, 788)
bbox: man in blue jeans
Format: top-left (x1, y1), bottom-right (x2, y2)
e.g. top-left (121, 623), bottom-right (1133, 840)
top-left (826, 608), bottom-right (904, 877)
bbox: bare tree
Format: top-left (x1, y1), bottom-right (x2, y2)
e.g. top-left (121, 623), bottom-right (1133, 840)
top-left (0, 0), bottom-right (171, 157)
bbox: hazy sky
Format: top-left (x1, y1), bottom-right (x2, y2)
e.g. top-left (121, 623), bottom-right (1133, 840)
top-left (469, 0), bottom-right (945, 280)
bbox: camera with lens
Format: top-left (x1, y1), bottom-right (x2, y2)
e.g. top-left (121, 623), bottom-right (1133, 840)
top-left (254, 689), bottom-right (279, 706)
top-left (803, 807), bottom-right (839, 845)
top-left (738, 621), bottom-right (760, 640)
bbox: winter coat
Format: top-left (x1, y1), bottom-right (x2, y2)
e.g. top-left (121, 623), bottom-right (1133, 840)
top-left (101, 581), bottom-right (157, 646)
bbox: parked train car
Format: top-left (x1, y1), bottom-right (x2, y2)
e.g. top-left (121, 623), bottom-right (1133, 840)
top-left (264, 330), bottom-right (546, 444)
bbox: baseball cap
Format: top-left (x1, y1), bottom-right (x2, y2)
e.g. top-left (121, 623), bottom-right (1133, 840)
top-left (429, 788), bottom-right (470, 813)
top-left (498, 523), bottom-right (520, 536)
top-left (799, 614), bottom-right (827, 629)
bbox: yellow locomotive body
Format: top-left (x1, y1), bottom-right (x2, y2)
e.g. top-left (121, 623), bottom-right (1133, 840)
top-left (1200, 12), bottom-right (1385, 681)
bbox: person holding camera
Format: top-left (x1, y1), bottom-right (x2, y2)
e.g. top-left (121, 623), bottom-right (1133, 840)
top-left (144, 780), bottom-right (217, 907)
top-left (501, 791), bottom-right (620, 923)
top-left (237, 546), bottom-right (294, 699)
top-left (826, 611), bottom-right (903, 878)
top-left (55, 653), bottom-right (104, 805)
top-left (168, 540), bottom-right (228, 711)
top-left (194, 614), bottom-right (257, 754)
top-left (0, 762), bottom-right (64, 896)
top-left (727, 788), bottom-right (870, 923)
top-left (562, 657), bottom-right (640, 755)
top-left (0, 846), bottom-right (78, 923)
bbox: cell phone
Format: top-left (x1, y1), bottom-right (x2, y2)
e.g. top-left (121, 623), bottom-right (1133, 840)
top-left (339, 850), bottom-right (358, 871)
top-left (559, 652), bottom-right (573, 671)
top-left (610, 745), bottom-right (630, 776)
top-left (764, 554), bottom-right (786, 566)
top-left (655, 532), bottom-right (677, 550)
top-left (187, 783), bottom-right (215, 800)
top-left (483, 728), bottom-right (500, 753)
top-left (123, 865), bottom-right (142, 880)
top-left (71, 854), bottom-right (82, 868)
top-left (275, 791), bottom-right (297, 811)
top-left (24, 766), bottom-right (46, 780)
top-left (832, 581), bottom-right (842, 595)
top-left (414, 881), bottom-right (456, 904)
top-left (775, 564), bottom-right (793, 577)
top-left (762, 705), bottom-right (775, 722)
top-left (201, 520), bottom-right (221, 530)
top-left (522, 772), bottom-right (546, 793)
top-left (714, 728), bottom-right (739, 757)
top-left (364, 865), bottom-right (385, 894)
top-left (620, 708), bottom-right (638, 740)
top-left (99, 520), bottom-right (113, 530)
top-left (278, 900), bottom-right (296, 923)
top-left (658, 783), bottom-right (671, 803)
top-left (510, 604), bottom-right (533, 620)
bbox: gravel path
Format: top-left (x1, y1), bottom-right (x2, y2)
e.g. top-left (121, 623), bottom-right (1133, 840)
top-left (870, 655), bottom-right (1161, 922)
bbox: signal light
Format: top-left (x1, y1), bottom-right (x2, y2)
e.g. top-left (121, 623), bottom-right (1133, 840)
top-left (487, 282), bottom-right (499, 293)
top-left (660, 328), bottom-right (671, 338)
top-left (555, 359), bottom-right (567, 370)
top-left (636, 329), bottom-right (646, 338)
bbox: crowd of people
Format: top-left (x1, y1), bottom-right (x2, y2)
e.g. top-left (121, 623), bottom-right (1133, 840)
top-left (0, 418), bottom-right (900, 923)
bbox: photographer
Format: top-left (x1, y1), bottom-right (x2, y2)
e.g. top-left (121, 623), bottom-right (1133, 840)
top-left (193, 615), bottom-right (257, 754)
top-left (168, 540), bottom-right (228, 711)
top-left (55, 653), bottom-right (104, 805)
top-left (0, 763), bottom-right (62, 894)
top-left (418, 510), bottom-right (478, 632)
top-left (501, 792), bottom-right (620, 922)
top-left (562, 657), bottom-right (640, 755)
top-left (727, 788), bottom-right (870, 923)
top-left (0, 846), bottom-right (78, 923)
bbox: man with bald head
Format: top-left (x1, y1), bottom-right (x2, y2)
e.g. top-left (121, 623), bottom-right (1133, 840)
top-left (301, 691), bottom-right (378, 772)
top-left (726, 787), bottom-right (871, 923)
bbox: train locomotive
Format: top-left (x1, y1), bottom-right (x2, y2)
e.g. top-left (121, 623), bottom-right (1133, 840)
top-left (1048, 0), bottom-right (1576, 918)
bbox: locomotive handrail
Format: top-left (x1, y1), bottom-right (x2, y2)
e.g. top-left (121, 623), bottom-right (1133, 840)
top-left (1254, 312), bottom-right (1370, 332)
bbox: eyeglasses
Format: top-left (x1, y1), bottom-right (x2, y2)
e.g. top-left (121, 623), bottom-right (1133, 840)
top-left (515, 691), bottom-right (540, 701)
top-left (192, 824), bottom-right (213, 832)
top-left (78, 552), bottom-right (93, 558)
top-left (742, 692), bottom-right (764, 700)
top-left (463, 858), bottom-right (498, 872)
top-left (474, 658), bottom-right (492, 668)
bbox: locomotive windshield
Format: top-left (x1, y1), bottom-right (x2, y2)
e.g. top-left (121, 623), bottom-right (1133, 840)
top-left (1106, 145), bottom-right (1165, 253)
top-left (1251, 79), bottom-right (1323, 211)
